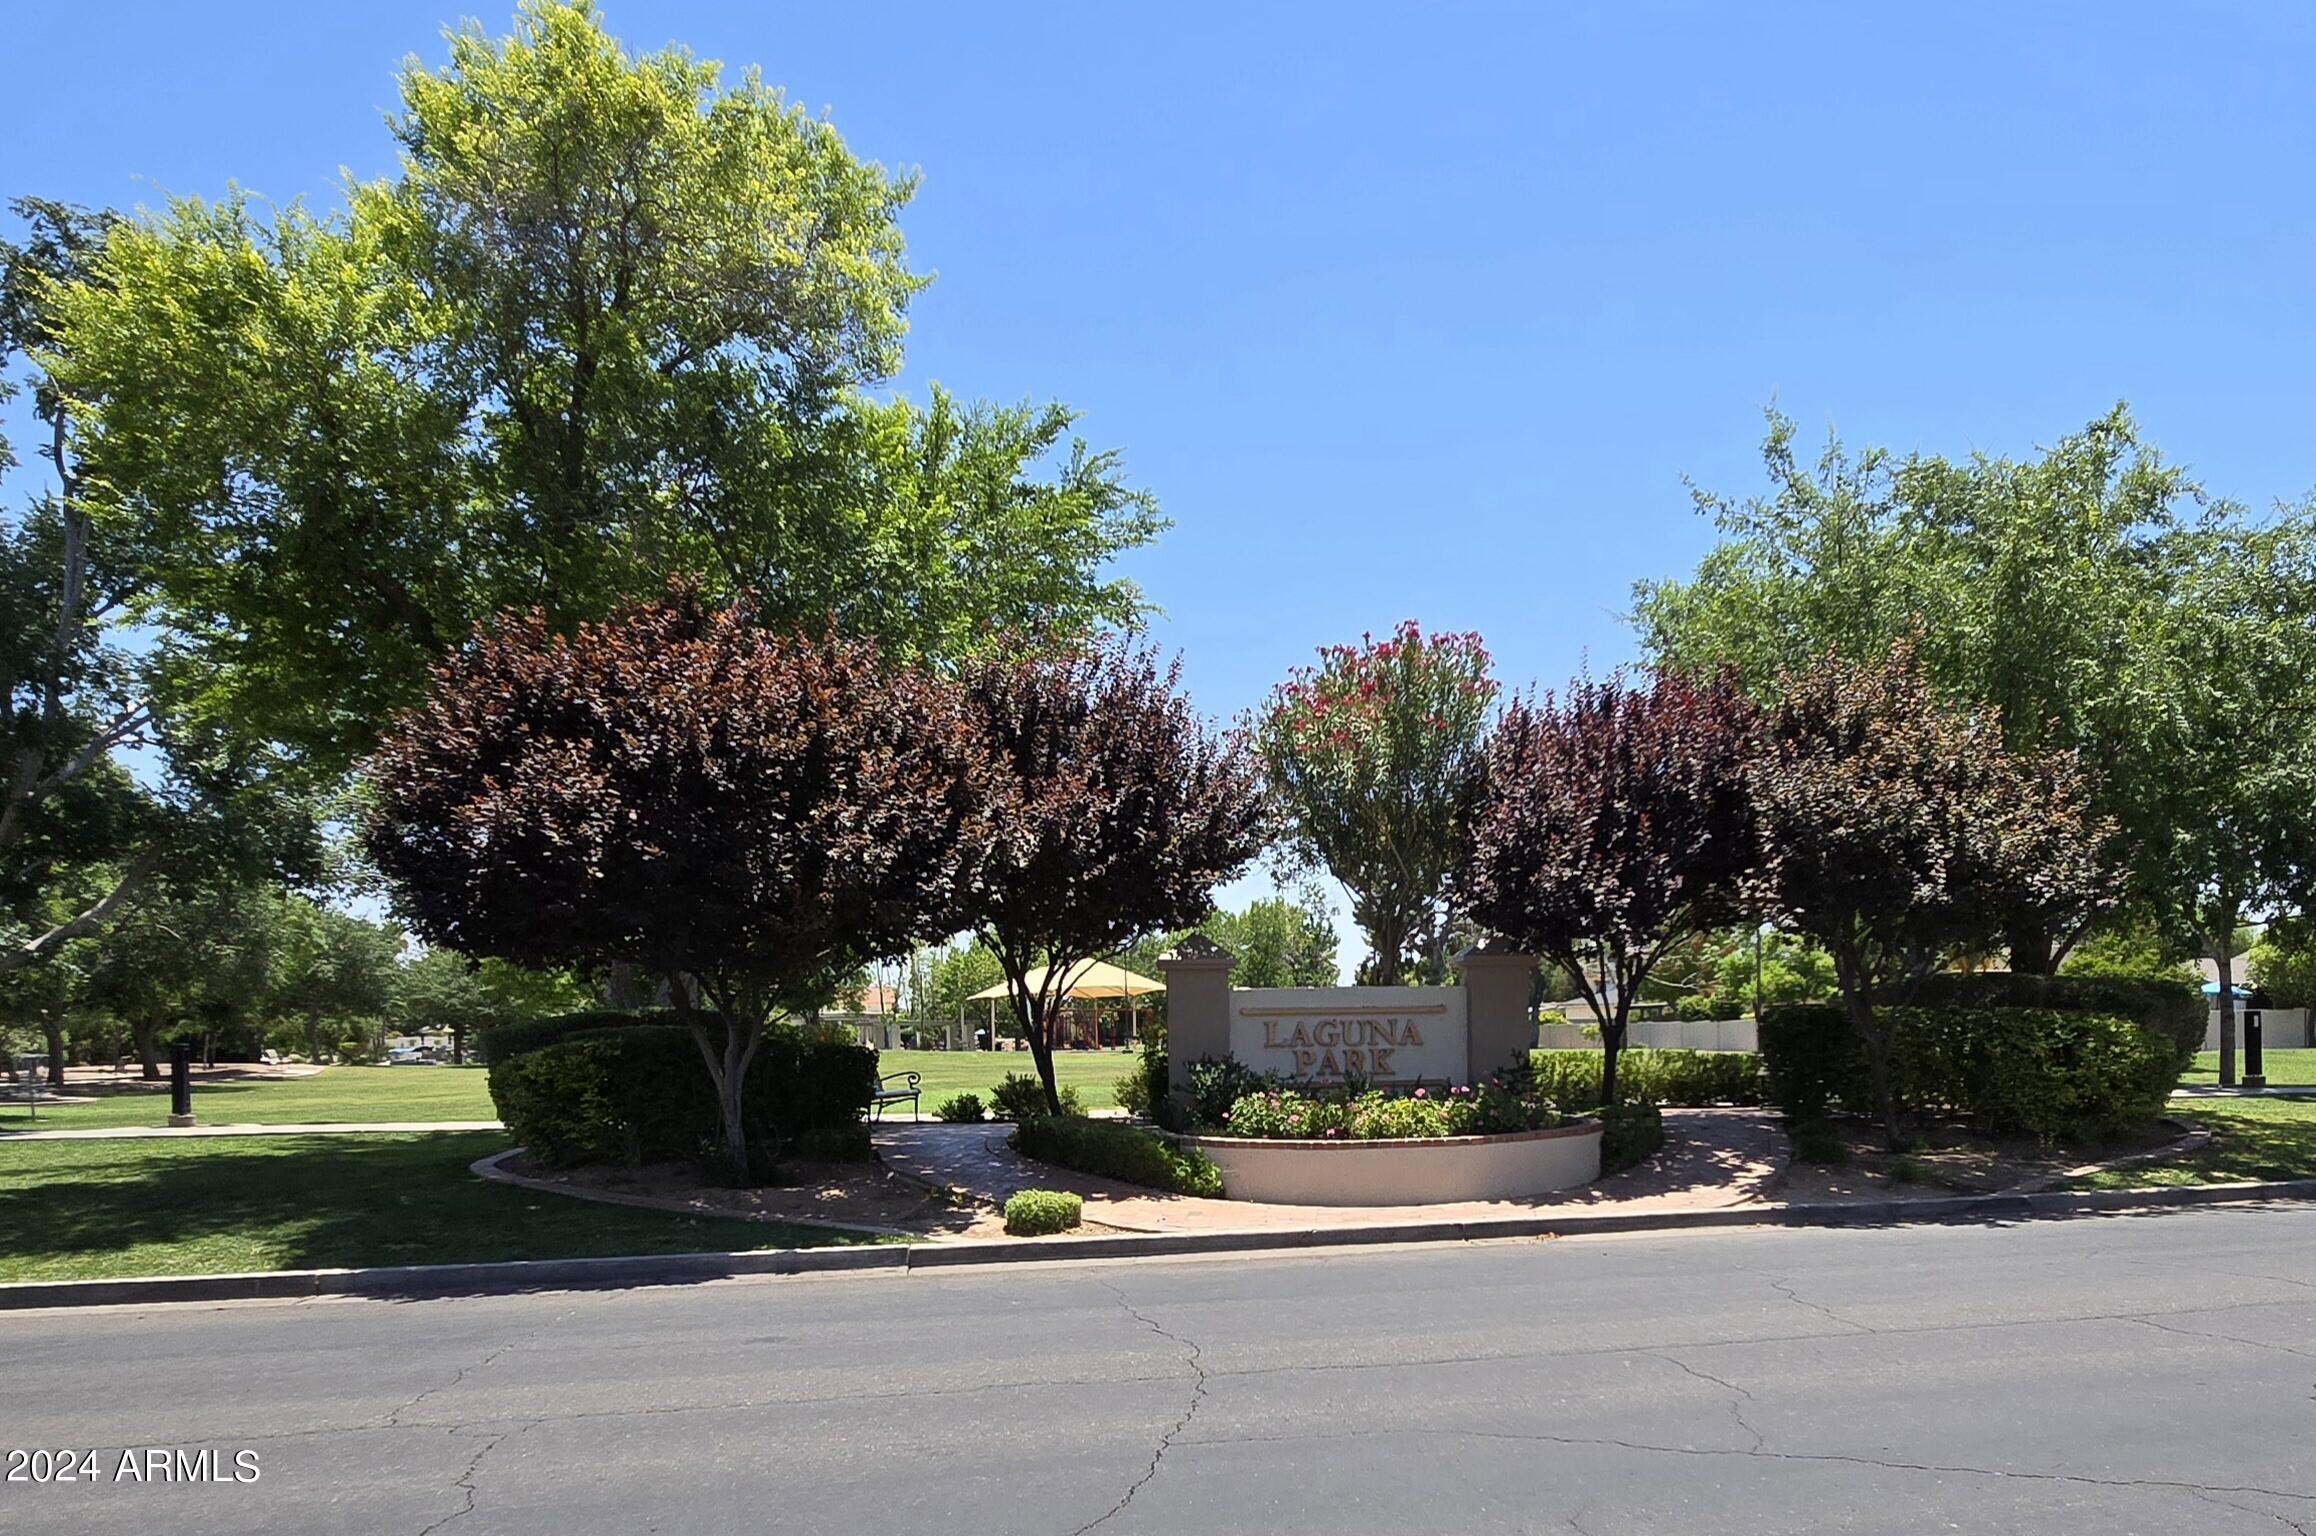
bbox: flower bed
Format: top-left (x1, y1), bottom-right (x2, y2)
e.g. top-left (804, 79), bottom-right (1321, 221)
top-left (1221, 1084), bottom-right (1552, 1140)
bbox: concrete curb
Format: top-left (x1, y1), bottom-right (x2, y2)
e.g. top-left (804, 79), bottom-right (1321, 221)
top-left (7, 1175), bottom-right (2316, 1312)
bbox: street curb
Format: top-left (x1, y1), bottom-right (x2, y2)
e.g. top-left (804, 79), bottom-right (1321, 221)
top-left (7, 1175), bottom-right (2316, 1311)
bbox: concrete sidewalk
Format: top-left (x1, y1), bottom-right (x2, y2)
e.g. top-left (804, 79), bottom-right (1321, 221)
top-left (874, 1107), bottom-right (1789, 1234)
top-left (3, 1120), bottom-right (503, 1141)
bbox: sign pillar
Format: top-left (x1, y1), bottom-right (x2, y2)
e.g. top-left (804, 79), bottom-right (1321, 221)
top-left (1458, 945), bottom-right (1543, 1079)
top-left (1159, 936), bottom-right (1235, 1093)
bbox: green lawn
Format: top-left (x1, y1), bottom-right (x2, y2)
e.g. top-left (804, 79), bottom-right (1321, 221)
top-left (873, 1047), bottom-right (1138, 1113)
top-left (0, 1064), bottom-right (498, 1132)
top-left (0, 1132), bottom-right (889, 1283)
top-left (2075, 1096), bottom-right (2316, 1190)
top-left (2, 1051), bottom-right (1138, 1132)
top-left (2178, 1048), bottom-right (2316, 1087)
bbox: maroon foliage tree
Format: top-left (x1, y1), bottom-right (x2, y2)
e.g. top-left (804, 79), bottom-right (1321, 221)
top-left (363, 591), bottom-right (989, 1178)
top-left (1459, 668), bottom-right (1762, 1107)
top-left (1750, 643), bottom-right (2112, 1144)
top-left (963, 643), bottom-right (1267, 1114)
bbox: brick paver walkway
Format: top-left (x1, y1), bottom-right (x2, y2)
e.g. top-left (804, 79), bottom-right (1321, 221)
top-left (874, 1107), bottom-right (1788, 1234)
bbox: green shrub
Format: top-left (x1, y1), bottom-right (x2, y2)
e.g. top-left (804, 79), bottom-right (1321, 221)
top-left (1187, 1056), bottom-right (1274, 1127)
top-left (1911, 972), bottom-right (2203, 1074)
top-left (479, 1009), bottom-right (671, 1068)
top-left (989, 1071), bottom-right (1082, 1121)
top-left (1003, 1189), bottom-right (1084, 1236)
top-left (1598, 1102), bottom-right (1664, 1174)
top-left (1221, 1083), bottom-right (1557, 1139)
top-left (1011, 1115), bottom-right (1225, 1196)
top-left (1526, 1048), bottom-right (1766, 1110)
top-left (1758, 1004), bottom-right (1853, 1122)
top-left (935, 1092), bottom-right (986, 1123)
top-left (485, 1017), bottom-right (877, 1173)
top-left (1757, 1001), bottom-right (2181, 1140)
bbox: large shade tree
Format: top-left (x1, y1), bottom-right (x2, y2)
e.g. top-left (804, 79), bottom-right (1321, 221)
top-left (47, 0), bottom-right (1160, 775)
top-left (1635, 406), bottom-right (2191, 972)
top-left (1459, 668), bottom-right (1761, 1106)
top-left (964, 643), bottom-right (1266, 1113)
top-left (1258, 622), bottom-right (1497, 984)
top-left (1749, 645), bottom-right (2113, 1143)
top-left (365, 591), bottom-right (990, 1177)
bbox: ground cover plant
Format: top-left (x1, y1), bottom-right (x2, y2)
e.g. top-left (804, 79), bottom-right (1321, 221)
top-left (0, 1132), bottom-right (888, 1283)
top-left (1009, 1115), bottom-right (1223, 1196)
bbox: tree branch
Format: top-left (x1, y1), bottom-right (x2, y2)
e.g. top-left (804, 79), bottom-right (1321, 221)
top-left (1, 850), bottom-right (159, 974)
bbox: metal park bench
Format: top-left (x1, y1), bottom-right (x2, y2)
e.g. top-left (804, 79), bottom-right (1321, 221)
top-left (870, 1071), bottom-right (922, 1121)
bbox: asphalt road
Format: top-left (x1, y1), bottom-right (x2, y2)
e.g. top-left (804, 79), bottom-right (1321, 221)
top-left (4, 1207), bottom-right (2313, 1535)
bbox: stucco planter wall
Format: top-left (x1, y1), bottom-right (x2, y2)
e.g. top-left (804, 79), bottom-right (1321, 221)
top-left (1182, 1120), bottom-right (1602, 1206)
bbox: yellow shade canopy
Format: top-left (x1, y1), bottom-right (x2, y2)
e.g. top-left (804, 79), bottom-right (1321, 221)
top-left (968, 960), bottom-right (1166, 1002)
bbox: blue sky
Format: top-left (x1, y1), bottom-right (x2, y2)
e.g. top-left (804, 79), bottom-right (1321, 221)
top-left (9, 1), bottom-right (2316, 952)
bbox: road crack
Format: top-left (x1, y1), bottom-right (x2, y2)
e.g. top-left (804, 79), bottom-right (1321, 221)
top-left (1069, 1282), bottom-right (1208, 1535)
top-left (1646, 1351), bottom-right (1764, 1452)
top-left (414, 1419), bottom-right (536, 1536)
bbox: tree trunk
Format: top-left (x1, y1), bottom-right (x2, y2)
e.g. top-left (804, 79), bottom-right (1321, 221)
top-left (2005, 914), bottom-right (2057, 978)
top-left (604, 961), bottom-right (653, 1010)
top-left (42, 1018), bottom-right (65, 1089)
top-left (687, 1012), bottom-right (766, 1185)
top-left (1849, 989), bottom-right (1903, 1151)
top-left (133, 1019), bottom-right (161, 1080)
top-left (1600, 1015), bottom-right (1626, 1109)
top-left (1022, 1002), bottom-right (1062, 1115)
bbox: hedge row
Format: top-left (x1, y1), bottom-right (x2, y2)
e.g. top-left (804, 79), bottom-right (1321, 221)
top-left (1526, 1048), bottom-right (1767, 1110)
top-left (485, 1011), bottom-right (878, 1172)
top-left (1010, 1115), bottom-right (1225, 1197)
top-left (1758, 1001), bottom-right (2183, 1140)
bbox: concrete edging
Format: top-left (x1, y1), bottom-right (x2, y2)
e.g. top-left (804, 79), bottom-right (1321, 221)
top-left (7, 1174), bottom-right (2316, 1311)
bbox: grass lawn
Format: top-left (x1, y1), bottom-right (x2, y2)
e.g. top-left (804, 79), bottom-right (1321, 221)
top-left (0, 1132), bottom-right (891, 1284)
top-left (1, 1050), bottom-right (1141, 1132)
top-left (873, 1047), bottom-right (1138, 1113)
top-left (2074, 1096), bottom-right (2316, 1190)
top-left (0, 1064), bottom-right (499, 1132)
top-left (2178, 1048), bottom-right (2316, 1087)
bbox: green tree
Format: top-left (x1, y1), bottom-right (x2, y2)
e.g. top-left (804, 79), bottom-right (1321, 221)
top-left (1749, 645), bottom-right (2112, 1145)
top-left (49, 0), bottom-right (1160, 774)
top-left (1636, 406), bottom-right (2191, 971)
top-left (390, 949), bottom-right (590, 1064)
top-left (2105, 510), bottom-right (2316, 1083)
top-left (2251, 919), bottom-right (2316, 1011)
top-left (1258, 622), bottom-right (1497, 984)
top-left (1207, 893), bottom-right (1340, 989)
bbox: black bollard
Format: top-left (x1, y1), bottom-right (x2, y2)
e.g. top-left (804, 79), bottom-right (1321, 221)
top-left (2245, 1009), bottom-right (2266, 1090)
top-left (169, 1041), bottom-right (195, 1126)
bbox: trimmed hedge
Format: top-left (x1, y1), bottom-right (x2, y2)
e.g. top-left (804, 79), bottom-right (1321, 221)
top-left (1003, 1189), bottom-right (1084, 1236)
top-left (1758, 1001), bottom-right (2183, 1139)
top-left (479, 1009), bottom-right (671, 1068)
top-left (990, 1072), bottom-right (1083, 1121)
top-left (486, 1013), bottom-right (878, 1171)
top-left (1011, 1115), bottom-right (1225, 1197)
top-left (1526, 1048), bottom-right (1766, 1110)
top-left (1910, 972), bottom-right (2203, 1072)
